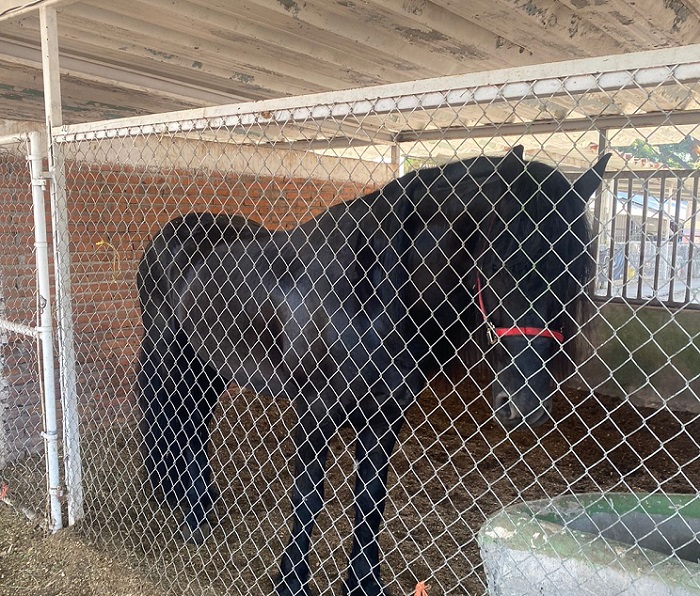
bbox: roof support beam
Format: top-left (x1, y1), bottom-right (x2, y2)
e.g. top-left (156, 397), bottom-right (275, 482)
top-left (271, 108), bottom-right (700, 152)
top-left (0, 0), bottom-right (77, 21)
top-left (39, 5), bottom-right (84, 528)
top-left (53, 44), bottom-right (700, 142)
top-left (395, 110), bottom-right (700, 144)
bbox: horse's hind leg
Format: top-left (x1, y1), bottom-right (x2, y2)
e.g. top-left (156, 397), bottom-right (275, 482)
top-left (138, 213), bottom-right (229, 542)
top-left (275, 409), bottom-right (334, 596)
top-left (177, 344), bottom-right (228, 544)
top-left (139, 325), bottom-right (226, 544)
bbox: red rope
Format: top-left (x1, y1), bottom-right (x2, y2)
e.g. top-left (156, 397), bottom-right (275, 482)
top-left (495, 326), bottom-right (564, 342)
top-left (475, 275), bottom-right (564, 343)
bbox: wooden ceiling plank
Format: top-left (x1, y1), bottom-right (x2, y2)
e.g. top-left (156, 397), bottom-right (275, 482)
top-left (430, 0), bottom-right (626, 61)
top-left (556, 0), bottom-right (680, 48)
top-left (2, 0), bottom-right (699, 127)
top-left (0, 36), bottom-right (250, 104)
top-left (29, 19), bottom-right (322, 100)
top-left (65, 3), bottom-right (400, 141)
top-left (682, 0), bottom-right (700, 20)
top-left (0, 0), bottom-right (78, 22)
top-left (318, 0), bottom-right (521, 70)
top-left (75, 0), bottom-right (388, 90)
top-left (4, 20), bottom-right (276, 105)
top-left (357, 0), bottom-right (535, 70)
top-left (184, 0), bottom-right (426, 78)
top-left (242, 0), bottom-right (461, 78)
top-left (428, 0), bottom-right (572, 58)
top-left (118, 0), bottom-right (403, 88)
top-left (596, 0), bottom-right (700, 46)
top-left (56, 6), bottom-right (345, 95)
top-left (494, 0), bottom-right (631, 55)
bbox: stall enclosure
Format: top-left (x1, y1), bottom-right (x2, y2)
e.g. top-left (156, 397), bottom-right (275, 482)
top-left (1, 42), bottom-right (699, 595)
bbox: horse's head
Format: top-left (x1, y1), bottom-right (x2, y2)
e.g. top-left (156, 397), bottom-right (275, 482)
top-left (376, 147), bottom-right (608, 429)
top-left (479, 149), bottom-right (611, 429)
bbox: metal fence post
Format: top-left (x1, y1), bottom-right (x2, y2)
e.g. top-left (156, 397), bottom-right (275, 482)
top-left (27, 130), bottom-right (63, 532)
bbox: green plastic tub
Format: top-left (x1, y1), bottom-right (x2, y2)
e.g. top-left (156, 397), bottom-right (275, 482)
top-left (478, 493), bottom-right (700, 595)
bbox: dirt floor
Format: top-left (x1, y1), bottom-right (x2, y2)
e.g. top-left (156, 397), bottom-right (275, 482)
top-left (1, 376), bottom-right (699, 596)
top-left (0, 504), bottom-right (160, 596)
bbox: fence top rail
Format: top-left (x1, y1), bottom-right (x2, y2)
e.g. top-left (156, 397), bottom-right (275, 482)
top-left (605, 169), bottom-right (700, 179)
top-left (52, 44), bottom-right (700, 144)
top-left (0, 132), bottom-right (29, 147)
top-left (0, 130), bottom-right (45, 148)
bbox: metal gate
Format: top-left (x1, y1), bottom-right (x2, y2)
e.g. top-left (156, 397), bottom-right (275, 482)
top-left (0, 131), bottom-right (62, 531)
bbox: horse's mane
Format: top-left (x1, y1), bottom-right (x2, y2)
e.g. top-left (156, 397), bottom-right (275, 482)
top-left (356, 154), bottom-right (506, 334)
top-left (486, 161), bottom-right (593, 285)
top-left (358, 151), bottom-right (593, 377)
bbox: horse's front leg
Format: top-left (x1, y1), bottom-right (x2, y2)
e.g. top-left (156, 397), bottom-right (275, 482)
top-left (139, 326), bottom-right (187, 509)
top-left (275, 413), bottom-right (332, 596)
top-left (344, 416), bottom-right (405, 596)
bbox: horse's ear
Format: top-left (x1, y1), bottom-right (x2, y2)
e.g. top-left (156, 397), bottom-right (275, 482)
top-left (498, 145), bottom-right (526, 187)
top-left (572, 153), bottom-right (612, 200)
top-left (510, 145), bottom-right (525, 160)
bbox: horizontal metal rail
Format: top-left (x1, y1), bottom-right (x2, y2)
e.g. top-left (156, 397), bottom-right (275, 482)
top-left (396, 110), bottom-right (700, 144)
top-left (53, 44), bottom-right (700, 143)
top-left (0, 131), bottom-right (45, 148)
top-left (0, 132), bottom-right (29, 146)
top-left (0, 318), bottom-right (39, 337)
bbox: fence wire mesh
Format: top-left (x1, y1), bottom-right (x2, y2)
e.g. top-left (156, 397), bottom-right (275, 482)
top-left (3, 55), bottom-right (699, 595)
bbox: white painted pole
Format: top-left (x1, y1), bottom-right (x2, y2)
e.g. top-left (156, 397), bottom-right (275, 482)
top-left (39, 6), bottom-right (84, 525)
top-left (27, 131), bottom-right (63, 532)
top-left (390, 143), bottom-right (405, 177)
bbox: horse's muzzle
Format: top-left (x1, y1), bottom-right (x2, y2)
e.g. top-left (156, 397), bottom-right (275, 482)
top-left (493, 390), bottom-right (552, 429)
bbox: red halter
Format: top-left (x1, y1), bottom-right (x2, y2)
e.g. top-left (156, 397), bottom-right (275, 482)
top-left (476, 276), bottom-right (564, 345)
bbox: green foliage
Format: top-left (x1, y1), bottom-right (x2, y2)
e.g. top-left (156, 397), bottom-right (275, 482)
top-left (614, 136), bottom-right (700, 169)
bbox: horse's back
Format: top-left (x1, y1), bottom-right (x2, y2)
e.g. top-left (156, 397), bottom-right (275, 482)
top-left (172, 235), bottom-right (293, 395)
top-left (138, 213), bottom-right (261, 307)
top-left (168, 212), bottom-right (396, 402)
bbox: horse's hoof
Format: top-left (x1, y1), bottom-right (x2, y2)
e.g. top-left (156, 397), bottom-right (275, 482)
top-left (178, 521), bottom-right (211, 545)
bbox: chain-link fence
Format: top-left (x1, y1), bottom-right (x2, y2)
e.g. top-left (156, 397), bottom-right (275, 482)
top-left (2, 50), bottom-right (699, 595)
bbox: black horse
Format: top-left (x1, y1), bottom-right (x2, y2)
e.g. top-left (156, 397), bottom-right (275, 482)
top-left (137, 146), bottom-right (610, 596)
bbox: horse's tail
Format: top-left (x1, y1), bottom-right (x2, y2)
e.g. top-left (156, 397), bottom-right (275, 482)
top-left (136, 213), bottom-right (256, 540)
